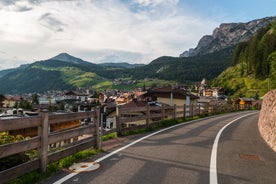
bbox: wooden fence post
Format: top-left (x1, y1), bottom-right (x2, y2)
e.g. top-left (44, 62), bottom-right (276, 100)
top-left (116, 106), bottom-right (121, 134)
top-left (39, 112), bottom-right (49, 173)
top-left (183, 104), bottom-right (186, 119)
top-left (95, 108), bottom-right (101, 149)
top-left (161, 104), bottom-right (165, 121)
top-left (191, 104), bottom-right (194, 117)
top-left (146, 104), bottom-right (150, 128)
top-left (198, 104), bottom-right (201, 116)
top-left (173, 104), bottom-right (176, 120)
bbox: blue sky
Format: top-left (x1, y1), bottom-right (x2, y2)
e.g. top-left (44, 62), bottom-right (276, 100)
top-left (178, 0), bottom-right (276, 21)
top-left (0, 0), bottom-right (275, 69)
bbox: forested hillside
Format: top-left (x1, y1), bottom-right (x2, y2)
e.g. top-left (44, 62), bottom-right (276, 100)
top-left (212, 21), bottom-right (276, 98)
top-left (101, 46), bottom-right (234, 83)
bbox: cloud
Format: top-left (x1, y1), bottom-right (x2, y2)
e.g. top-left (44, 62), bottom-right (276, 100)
top-left (134, 0), bottom-right (179, 6)
top-left (39, 13), bottom-right (64, 32)
top-left (0, 0), bottom-right (20, 6)
top-left (0, 0), bottom-right (34, 12)
top-left (0, 0), bottom-right (219, 69)
top-left (14, 4), bottom-right (33, 12)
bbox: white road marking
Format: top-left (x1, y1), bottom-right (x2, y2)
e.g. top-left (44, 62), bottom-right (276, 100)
top-left (209, 112), bottom-right (257, 184)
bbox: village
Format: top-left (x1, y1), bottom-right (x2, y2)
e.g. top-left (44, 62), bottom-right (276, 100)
top-left (0, 78), bottom-right (261, 137)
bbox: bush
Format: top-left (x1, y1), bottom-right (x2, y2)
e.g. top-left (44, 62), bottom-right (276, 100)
top-left (0, 132), bottom-right (31, 171)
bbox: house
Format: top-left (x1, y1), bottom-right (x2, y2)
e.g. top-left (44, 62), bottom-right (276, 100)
top-left (116, 93), bottom-right (133, 105)
top-left (203, 87), bottom-right (225, 97)
top-left (76, 93), bottom-right (89, 103)
top-left (144, 85), bottom-right (199, 106)
top-left (64, 91), bottom-right (77, 100)
top-left (196, 78), bottom-right (208, 96)
top-left (3, 95), bottom-right (23, 108)
top-left (63, 91), bottom-right (90, 103)
top-left (237, 98), bottom-right (256, 109)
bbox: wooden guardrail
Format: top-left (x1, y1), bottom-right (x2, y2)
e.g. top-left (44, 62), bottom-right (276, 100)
top-left (0, 110), bottom-right (100, 183)
top-left (107, 103), bottom-right (257, 135)
top-left (0, 102), bottom-right (258, 182)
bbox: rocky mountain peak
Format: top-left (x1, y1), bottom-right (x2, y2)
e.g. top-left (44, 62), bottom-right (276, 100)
top-left (180, 16), bottom-right (276, 57)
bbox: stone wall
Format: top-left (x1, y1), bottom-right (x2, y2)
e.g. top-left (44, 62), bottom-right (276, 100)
top-left (258, 90), bottom-right (276, 152)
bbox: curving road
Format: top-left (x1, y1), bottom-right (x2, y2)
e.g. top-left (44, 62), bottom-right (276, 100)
top-left (45, 111), bottom-right (276, 184)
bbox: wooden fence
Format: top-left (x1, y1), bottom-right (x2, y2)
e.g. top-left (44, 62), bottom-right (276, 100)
top-left (0, 110), bottom-right (100, 183)
top-left (114, 103), bottom-right (231, 133)
top-left (0, 102), bottom-right (257, 183)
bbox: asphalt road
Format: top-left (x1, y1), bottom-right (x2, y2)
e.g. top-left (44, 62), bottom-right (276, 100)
top-left (44, 111), bottom-right (276, 184)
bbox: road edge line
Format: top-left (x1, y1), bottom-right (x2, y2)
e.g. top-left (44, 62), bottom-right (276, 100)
top-left (209, 112), bottom-right (257, 184)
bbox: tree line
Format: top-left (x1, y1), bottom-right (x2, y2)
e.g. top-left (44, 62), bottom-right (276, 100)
top-left (232, 21), bottom-right (276, 79)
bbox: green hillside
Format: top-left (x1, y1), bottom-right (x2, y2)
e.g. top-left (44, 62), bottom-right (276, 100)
top-left (100, 46), bottom-right (234, 83)
top-left (0, 58), bottom-right (109, 94)
top-left (0, 68), bottom-right (72, 94)
top-left (212, 21), bottom-right (276, 98)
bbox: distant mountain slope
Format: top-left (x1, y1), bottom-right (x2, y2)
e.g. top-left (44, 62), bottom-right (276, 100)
top-left (0, 46), bottom-right (234, 94)
top-left (180, 16), bottom-right (275, 57)
top-left (101, 46), bottom-right (234, 83)
top-left (0, 68), bottom-right (72, 94)
top-left (212, 20), bottom-right (276, 98)
top-left (0, 54), bottom-right (109, 94)
top-left (98, 62), bottom-right (144, 69)
top-left (0, 64), bottom-right (29, 78)
top-left (46, 53), bottom-right (104, 72)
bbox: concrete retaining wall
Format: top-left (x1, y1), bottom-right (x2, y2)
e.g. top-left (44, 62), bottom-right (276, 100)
top-left (258, 90), bottom-right (276, 152)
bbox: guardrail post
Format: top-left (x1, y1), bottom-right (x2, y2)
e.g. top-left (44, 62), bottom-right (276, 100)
top-left (191, 104), bottom-right (194, 117)
top-left (116, 106), bottom-right (121, 134)
top-left (173, 104), bottom-right (176, 120)
top-left (161, 104), bottom-right (165, 121)
top-left (146, 104), bottom-right (150, 128)
top-left (95, 108), bottom-right (101, 149)
top-left (39, 111), bottom-right (49, 173)
top-left (198, 104), bottom-right (201, 116)
top-left (99, 112), bottom-right (103, 149)
top-left (183, 104), bottom-right (186, 119)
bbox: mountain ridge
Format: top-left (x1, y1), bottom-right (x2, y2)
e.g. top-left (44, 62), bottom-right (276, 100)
top-left (180, 16), bottom-right (276, 57)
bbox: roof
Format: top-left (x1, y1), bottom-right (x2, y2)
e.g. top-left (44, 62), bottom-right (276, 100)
top-left (5, 95), bottom-right (22, 101)
top-left (198, 97), bottom-right (227, 105)
top-left (120, 100), bottom-right (148, 110)
top-left (65, 91), bottom-right (77, 96)
top-left (145, 85), bottom-right (199, 100)
top-left (239, 98), bottom-right (256, 102)
top-left (0, 94), bottom-right (6, 100)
